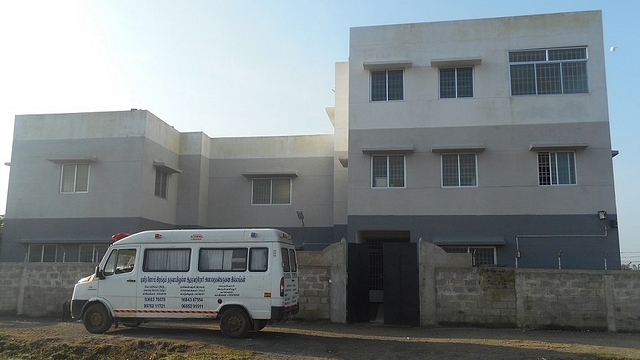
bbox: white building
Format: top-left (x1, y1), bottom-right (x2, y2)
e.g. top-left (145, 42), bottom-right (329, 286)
top-left (2, 11), bottom-right (620, 275)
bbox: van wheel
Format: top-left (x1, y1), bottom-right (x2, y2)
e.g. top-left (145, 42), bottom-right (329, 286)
top-left (252, 319), bottom-right (268, 332)
top-left (220, 308), bottom-right (250, 338)
top-left (83, 303), bottom-right (113, 334)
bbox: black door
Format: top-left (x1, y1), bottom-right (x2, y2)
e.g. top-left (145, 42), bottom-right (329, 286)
top-left (383, 242), bottom-right (419, 326)
top-left (346, 243), bottom-right (369, 323)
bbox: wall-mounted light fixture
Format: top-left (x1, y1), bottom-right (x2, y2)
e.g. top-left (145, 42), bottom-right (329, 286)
top-left (598, 210), bottom-right (607, 220)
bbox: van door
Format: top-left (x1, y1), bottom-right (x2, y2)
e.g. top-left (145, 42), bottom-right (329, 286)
top-left (97, 248), bottom-right (138, 317)
top-left (281, 247), bottom-right (299, 313)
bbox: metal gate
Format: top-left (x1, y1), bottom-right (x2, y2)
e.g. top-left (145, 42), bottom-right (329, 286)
top-left (346, 243), bottom-right (369, 323)
top-left (383, 242), bottom-right (420, 326)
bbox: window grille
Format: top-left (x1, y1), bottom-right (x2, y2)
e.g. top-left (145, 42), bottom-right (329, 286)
top-left (371, 70), bottom-right (404, 101)
top-left (252, 178), bottom-right (292, 205)
top-left (371, 155), bottom-right (405, 188)
top-left (442, 153), bottom-right (477, 187)
top-left (509, 47), bottom-right (588, 95)
top-left (440, 67), bottom-right (473, 98)
top-left (538, 151), bottom-right (576, 185)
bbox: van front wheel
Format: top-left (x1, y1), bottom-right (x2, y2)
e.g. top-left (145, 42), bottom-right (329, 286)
top-left (220, 308), bottom-right (250, 338)
top-left (83, 303), bottom-right (113, 334)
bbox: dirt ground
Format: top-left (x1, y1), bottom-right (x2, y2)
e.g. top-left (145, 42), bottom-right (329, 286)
top-left (0, 316), bottom-right (639, 359)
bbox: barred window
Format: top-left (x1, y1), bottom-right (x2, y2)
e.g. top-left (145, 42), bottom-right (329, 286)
top-left (442, 153), bottom-right (477, 187)
top-left (371, 155), bottom-right (405, 188)
top-left (79, 245), bottom-right (109, 263)
top-left (538, 151), bottom-right (576, 185)
top-left (252, 178), bottom-right (292, 205)
top-left (28, 244), bottom-right (57, 262)
top-left (441, 246), bottom-right (496, 266)
top-left (440, 67), bottom-right (473, 98)
top-left (509, 47), bottom-right (588, 95)
top-left (371, 70), bottom-right (404, 101)
top-left (154, 170), bottom-right (168, 199)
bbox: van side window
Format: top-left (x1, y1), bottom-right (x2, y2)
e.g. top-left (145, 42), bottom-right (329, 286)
top-left (289, 249), bottom-right (297, 272)
top-left (281, 248), bottom-right (291, 272)
top-left (199, 248), bottom-right (247, 272)
top-left (103, 249), bottom-right (137, 276)
top-left (249, 248), bottom-right (268, 272)
top-left (143, 248), bottom-right (191, 272)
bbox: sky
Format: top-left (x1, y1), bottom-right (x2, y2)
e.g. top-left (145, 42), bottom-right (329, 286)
top-left (0, 0), bottom-right (638, 265)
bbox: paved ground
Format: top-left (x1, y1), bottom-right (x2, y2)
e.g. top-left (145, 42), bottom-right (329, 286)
top-left (0, 317), bottom-right (639, 359)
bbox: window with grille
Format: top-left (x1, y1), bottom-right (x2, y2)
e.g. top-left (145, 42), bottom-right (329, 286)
top-left (60, 163), bottom-right (89, 193)
top-left (371, 155), bottom-right (405, 188)
top-left (28, 244), bottom-right (57, 262)
top-left (509, 47), bottom-right (588, 95)
top-left (441, 153), bottom-right (477, 187)
top-left (441, 246), bottom-right (496, 266)
top-left (440, 67), bottom-right (473, 98)
top-left (79, 244), bottom-right (109, 263)
top-left (252, 178), bottom-right (292, 205)
top-left (370, 70), bottom-right (404, 101)
top-left (538, 151), bottom-right (576, 185)
top-left (154, 170), bottom-right (168, 198)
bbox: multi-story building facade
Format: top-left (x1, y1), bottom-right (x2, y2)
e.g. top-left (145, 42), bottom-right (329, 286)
top-left (2, 11), bottom-right (620, 274)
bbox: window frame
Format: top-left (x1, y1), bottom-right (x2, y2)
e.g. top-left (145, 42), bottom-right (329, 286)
top-left (370, 154), bottom-right (406, 189)
top-left (441, 246), bottom-right (497, 266)
top-left (439, 67), bottom-right (474, 98)
top-left (60, 163), bottom-right (90, 194)
top-left (154, 169), bottom-right (168, 199)
top-left (509, 47), bottom-right (588, 96)
top-left (441, 153), bottom-right (478, 188)
top-left (27, 244), bottom-right (57, 263)
top-left (143, 248), bottom-right (191, 272)
top-left (370, 69), bottom-right (405, 102)
top-left (537, 151), bottom-right (577, 186)
top-left (79, 244), bottom-right (109, 263)
top-left (198, 248), bottom-right (248, 272)
top-left (251, 178), bottom-right (292, 205)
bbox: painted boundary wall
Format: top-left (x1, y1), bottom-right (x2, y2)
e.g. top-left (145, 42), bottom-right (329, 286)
top-left (436, 267), bottom-right (640, 332)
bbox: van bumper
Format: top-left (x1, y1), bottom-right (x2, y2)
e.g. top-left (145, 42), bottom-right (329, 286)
top-left (271, 304), bottom-right (299, 320)
top-left (71, 300), bottom-right (87, 319)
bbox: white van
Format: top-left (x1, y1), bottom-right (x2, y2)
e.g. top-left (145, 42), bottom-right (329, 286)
top-left (71, 228), bottom-right (299, 338)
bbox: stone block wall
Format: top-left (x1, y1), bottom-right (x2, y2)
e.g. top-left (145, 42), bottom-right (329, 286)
top-left (297, 265), bottom-right (331, 319)
top-left (0, 263), bottom-right (95, 317)
top-left (436, 268), bottom-right (516, 327)
top-left (436, 267), bottom-right (640, 332)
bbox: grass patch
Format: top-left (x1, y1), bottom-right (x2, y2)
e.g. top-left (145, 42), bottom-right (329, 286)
top-left (0, 332), bottom-right (255, 360)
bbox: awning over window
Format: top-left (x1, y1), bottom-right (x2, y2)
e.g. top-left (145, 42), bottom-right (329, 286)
top-left (242, 170), bottom-right (299, 178)
top-left (153, 160), bottom-right (182, 173)
top-left (432, 235), bottom-right (505, 246)
top-left (431, 145), bottom-right (485, 153)
top-left (529, 143), bottom-right (588, 152)
top-left (363, 60), bottom-right (412, 71)
top-left (362, 144), bottom-right (415, 154)
top-left (430, 57), bottom-right (482, 67)
top-left (18, 237), bottom-right (110, 244)
top-left (48, 157), bottom-right (98, 163)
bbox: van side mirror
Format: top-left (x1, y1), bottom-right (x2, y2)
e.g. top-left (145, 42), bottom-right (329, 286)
top-left (95, 266), bottom-right (105, 280)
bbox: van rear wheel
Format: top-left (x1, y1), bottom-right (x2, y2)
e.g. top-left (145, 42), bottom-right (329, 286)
top-left (83, 303), bottom-right (113, 334)
top-left (220, 308), bottom-right (250, 338)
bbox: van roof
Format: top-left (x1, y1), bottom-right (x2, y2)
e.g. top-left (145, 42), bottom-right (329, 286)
top-left (112, 228), bottom-right (294, 246)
